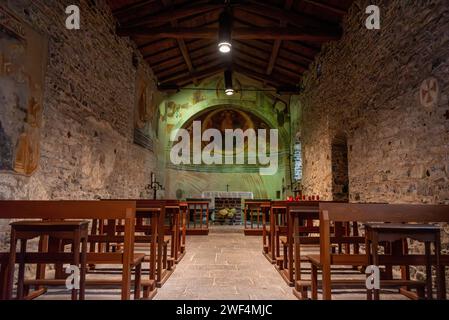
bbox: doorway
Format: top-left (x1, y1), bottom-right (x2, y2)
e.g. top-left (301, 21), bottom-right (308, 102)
top-left (331, 133), bottom-right (349, 201)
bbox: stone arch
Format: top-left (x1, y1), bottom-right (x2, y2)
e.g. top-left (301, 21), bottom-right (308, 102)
top-left (170, 102), bottom-right (289, 150)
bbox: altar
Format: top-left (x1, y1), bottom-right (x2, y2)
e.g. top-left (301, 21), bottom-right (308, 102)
top-left (201, 191), bottom-right (254, 210)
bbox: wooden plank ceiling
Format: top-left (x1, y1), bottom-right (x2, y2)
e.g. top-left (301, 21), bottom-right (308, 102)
top-left (107, 0), bottom-right (353, 91)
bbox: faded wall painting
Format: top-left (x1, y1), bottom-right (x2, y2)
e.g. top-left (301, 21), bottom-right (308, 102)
top-left (0, 5), bottom-right (48, 175)
top-left (183, 107), bottom-right (271, 149)
top-left (134, 66), bottom-right (160, 151)
top-left (175, 107), bottom-right (275, 170)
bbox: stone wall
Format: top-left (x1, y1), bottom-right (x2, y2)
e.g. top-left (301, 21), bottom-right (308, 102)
top-left (298, 0), bottom-right (449, 287)
top-left (0, 0), bottom-right (160, 246)
top-left (300, 0), bottom-right (449, 204)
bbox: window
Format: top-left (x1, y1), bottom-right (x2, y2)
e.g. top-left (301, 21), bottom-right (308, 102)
top-left (293, 140), bottom-right (302, 181)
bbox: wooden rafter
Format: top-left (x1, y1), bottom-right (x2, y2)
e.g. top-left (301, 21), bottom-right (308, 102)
top-left (112, 0), bottom-right (156, 16)
top-left (118, 26), bottom-right (340, 42)
top-left (161, 0), bottom-right (197, 85)
top-left (234, 40), bottom-right (310, 71)
top-left (120, 2), bottom-right (223, 29)
top-left (239, 1), bottom-right (338, 30)
top-left (109, 0), bottom-right (353, 89)
top-left (233, 46), bottom-right (305, 76)
top-left (267, 0), bottom-right (294, 76)
top-left (233, 64), bottom-right (292, 88)
top-left (159, 62), bottom-right (225, 84)
top-left (281, 41), bottom-right (319, 59)
top-left (145, 41), bottom-right (214, 70)
top-left (302, 0), bottom-right (347, 15)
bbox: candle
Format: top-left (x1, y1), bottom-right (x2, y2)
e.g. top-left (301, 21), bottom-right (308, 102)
top-left (151, 172), bottom-right (155, 184)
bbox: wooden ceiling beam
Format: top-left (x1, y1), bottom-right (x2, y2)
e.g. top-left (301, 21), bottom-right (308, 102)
top-left (136, 21), bottom-right (216, 51)
top-left (159, 62), bottom-right (225, 84)
top-left (239, 1), bottom-right (338, 30)
top-left (267, 41), bottom-right (282, 75)
top-left (302, 0), bottom-right (347, 16)
top-left (267, 0), bottom-right (294, 76)
top-left (161, 0), bottom-right (198, 85)
top-left (144, 46), bottom-right (182, 64)
top-left (145, 40), bottom-right (215, 68)
top-left (157, 63), bottom-right (189, 80)
top-left (233, 40), bottom-right (309, 71)
top-left (232, 42), bottom-right (270, 60)
top-left (233, 63), bottom-right (292, 87)
top-left (118, 27), bottom-right (340, 42)
top-left (281, 41), bottom-right (319, 59)
top-left (232, 8), bottom-right (279, 27)
top-left (120, 2), bottom-right (223, 29)
top-left (233, 48), bottom-right (268, 69)
top-left (150, 56), bottom-right (185, 73)
top-left (112, 0), bottom-right (157, 17)
top-left (277, 48), bottom-right (311, 69)
top-left (234, 53), bottom-right (302, 81)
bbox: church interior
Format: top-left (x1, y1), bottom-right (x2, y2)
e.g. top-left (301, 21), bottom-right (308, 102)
top-left (0, 0), bottom-right (448, 302)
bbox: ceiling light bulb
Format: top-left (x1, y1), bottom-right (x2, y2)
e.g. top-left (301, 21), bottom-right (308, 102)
top-left (225, 88), bottom-right (234, 96)
top-left (218, 42), bottom-right (232, 53)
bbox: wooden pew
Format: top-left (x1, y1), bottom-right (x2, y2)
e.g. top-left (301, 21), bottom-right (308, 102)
top-left (0, 200), bottom-right (140, 300)
top-left (99, 199), bottom-right (181, 287)
top-left (306, 203), bottom-right (449, 300)
top-left (243, 199), bottom-right (271, 236)
top-left (289, 201), bottom-right (352, 293)
top-left (264, 198), bottom-right (320, 264)
top-left (282, 201), bottom-right (321, 286)
top-left (269, 200), bottom-right (295, 266)
top-left (136, 199), bottom-right (180, 287)
top-left (179, 202), bottom-right (188, 255)
top-left (0, 253), bottom-right (8, 300)
top-left (185, 199), bottom-right (210, 235)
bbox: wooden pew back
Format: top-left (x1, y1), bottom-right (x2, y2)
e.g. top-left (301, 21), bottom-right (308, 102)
top-left (0, 200), bottom-right (136, 220)
top-left (0, 200), bottom-right (136, 300)
top-left (318, 203), bottom-right (449, 299)
top-left (320, 203), bottom-right (449, 223)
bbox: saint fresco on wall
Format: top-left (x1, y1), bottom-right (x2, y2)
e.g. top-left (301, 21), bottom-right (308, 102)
top-left (0, 5), bottom-right (48, 176)
top-left (134, 66), bottom-right (161, 151)
top-left (183, 107), bottom-right (271, 155)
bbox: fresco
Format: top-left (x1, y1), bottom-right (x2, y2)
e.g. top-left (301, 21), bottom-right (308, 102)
top-left (156, 75), bottom-right (292, 198)
top-left (185, 108), bottom-right (269, 134)
top-left (182, 107), bottom-right (271, 155)
top-left (133, 65), bottom-right (161, 151)
top-left (0, 5), bottom-right (48, 175)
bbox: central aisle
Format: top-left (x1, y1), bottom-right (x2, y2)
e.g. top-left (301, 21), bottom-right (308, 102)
top-left (155, 226), bottom-right (296, 300)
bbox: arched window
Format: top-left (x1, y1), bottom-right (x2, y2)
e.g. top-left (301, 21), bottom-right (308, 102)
top-left (293, 135), bottom-right (302, 181)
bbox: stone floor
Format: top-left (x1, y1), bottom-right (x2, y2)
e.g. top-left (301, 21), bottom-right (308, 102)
top-left (36, 225), bottom-right (411, 300)
top-left (154, 225), bottom-right (296, 300)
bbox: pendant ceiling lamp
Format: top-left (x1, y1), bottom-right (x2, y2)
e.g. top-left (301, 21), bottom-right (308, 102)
top-left (224, 68), bottom-right (234, 96)
top-left (218, 9), bottom-right (232, 54)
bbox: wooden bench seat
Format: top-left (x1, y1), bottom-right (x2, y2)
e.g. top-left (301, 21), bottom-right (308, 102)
top-left (305, 203), bottom-right (449, 300)
top-left (0, 200), bottom-right (140, 300)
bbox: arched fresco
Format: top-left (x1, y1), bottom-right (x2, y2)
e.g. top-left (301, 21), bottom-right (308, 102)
top-left (156, 75), bottom-right (292, 200)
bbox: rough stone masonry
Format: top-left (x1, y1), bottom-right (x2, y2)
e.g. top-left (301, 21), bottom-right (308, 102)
top-left (0, 0), bottom-right (161, 248)
top-left (297, 0), bottom-right (449, 285)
